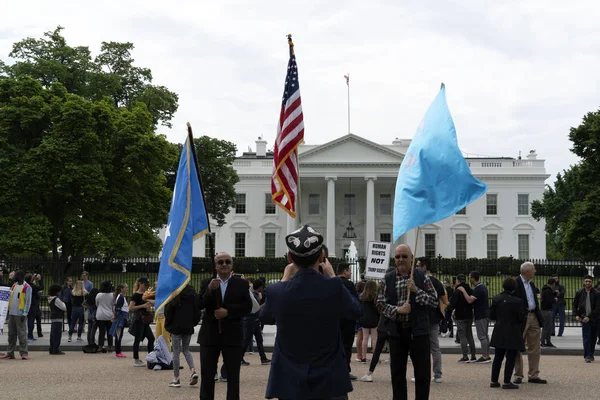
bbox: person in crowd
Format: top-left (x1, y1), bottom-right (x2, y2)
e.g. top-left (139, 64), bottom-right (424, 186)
top-left (260, 225), bottom-right (361, 400)
top-left (489, 277), bottom-right (525, 390)
top-left (48, 283), bottom-right (67, 355)
top-left (551, 274), bottom-right (566, 337)
top-left (0, 270), bottom-right (32, 360)
top-left (0, 268), bottom-right (10, 286)
top-left (25, 273), bottom-right (44, 342)
top-left (572, 275), bottom-right (599, 363)
top-left (513, 262), bottom-right (547, 384)
top-left (68, 280), bottom-right (88, 342)
top-left (416, 257), bottom-right (446, 383)
top-left (442, 278), bottom-right (454, 338)
top-left (197, 252), bottom-right (252, 400)
top-left (359, 314), bottom-right (389, 382)
top-left (85, 287), bottom-right (99, 346)
top-left (540, 278), bottom-right (557, 348)
top-left (355, 281), bottom-right (366, 363)
top-left (96, 280), bottom-right (115, 353)
top-left (129, 276), bottom-right (155, 367)
top-left (165, 284), bottom-right (201, 388)
top-left (109, 283), bottom-right (129, 358)
top-left (376, 244), bottom-right (438, 400)
top-left (456, 271), bottom-right (491, 363)
top-left (447, 274), bottom-right (476, 363)
top-left (61, 277), bottom-right (73, 331)
top-left (143, 280), bottom-right (171, 351)
top-left (241, 277), bottom-right (256, 358)
top-left (337, 262), bottom-right (359, 380)
top-left (359, 280), bottom-right (379, 364)
top-left (241, 279), bottom-right (270, 366)
top-left (81, 271), bottom-right (93, 292)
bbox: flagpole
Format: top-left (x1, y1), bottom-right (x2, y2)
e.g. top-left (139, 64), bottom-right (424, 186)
top-left (405, 226), bottom-right (421, 306)
top-left (187, 122), bottom-right (221, 333)
top-left (288, 33), bottom-right (302, 227)
top-left (346, 73), bottom-right (350, 134)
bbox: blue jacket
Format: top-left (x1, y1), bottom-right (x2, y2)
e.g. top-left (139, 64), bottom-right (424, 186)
top-left (260, 268), bottom-right (362, 400)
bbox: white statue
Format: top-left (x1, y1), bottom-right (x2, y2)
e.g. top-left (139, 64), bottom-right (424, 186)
top-left (346, 241), bottom-right (360, 282)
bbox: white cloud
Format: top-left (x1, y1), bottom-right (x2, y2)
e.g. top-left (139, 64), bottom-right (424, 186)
top-left (2, 0), bottom-right (599, 181)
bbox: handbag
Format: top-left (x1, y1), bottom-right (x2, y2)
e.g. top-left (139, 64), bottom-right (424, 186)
top-left (141, 311), bottom-right (154, 325)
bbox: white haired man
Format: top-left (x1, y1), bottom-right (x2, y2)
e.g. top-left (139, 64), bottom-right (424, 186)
top-left (513, 262), bottom-right (547, 384)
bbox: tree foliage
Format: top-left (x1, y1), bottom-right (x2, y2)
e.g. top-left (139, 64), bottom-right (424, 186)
top-left (532, 109), bottom-right (600, 259)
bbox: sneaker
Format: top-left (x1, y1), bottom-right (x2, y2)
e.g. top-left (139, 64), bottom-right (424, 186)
top-left (490, 382), bottom-right (500, 388)
top-left (115, 353), bottom-right (127, 358)
top-left (68, 336), bottom-right (72, 342)
top-left (241, 360), bottom-right (250, 366)
top-left (411, 378), bottom-right (416, 383)
top-left (383, 358), bottom-right (391, 363)
top-left (21, 355), bottom-right (29, 360)
top-left (475, 357), bottom-right (492, 363)
top-left (38, 334), bottom-right (44, 338)
top-left (502, 383), bottom-right (519, 389)
top-left (53, 351), bottom-right (65, 355)
top-left (190, 372), bottom-right (199, 386)
top-left (349, 374), bottom-right (357, 381)
top-left (432, 377), bottom-right (443, 383)
top-left (76, 337), bottom-right (83, 342)
top-left (248, 351), bottom-right (255, 355)
top-left (261, 358), bottom-right (271, 365)
top-left (546, 342), bottom-right (557, 348)
top-left (27, 338), bottom-right (36, 342)
top-left (219, 377), bottom-right (227, 383)
top-left (585, 357), bottom-right (592, 363)
top-left (134, 359), bottom-right (145, 367)
top-left (360, 358), bottom-right (368, 363)
top-left (355, 357), bottom-right (363, 362)
top-left (458, 356), bottom-right (469, 363)
top-left (214, 374), bottom-right (219, 381)
top-left (469, 356), bottom-right (477, 363)
top-left (0, 354), bottom-right (15, 359)
top-left (360, 374), bottom-right (373, 382)
top-left (168, 380), bottom-right (181, 388)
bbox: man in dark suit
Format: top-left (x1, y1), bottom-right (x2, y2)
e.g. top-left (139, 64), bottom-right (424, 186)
top-left (513, 261), bottom-right (547, 384)
top-left (337, 262), bottom-right (359, 380)
top-left (260, 225), bottom-right (361, 400)
top-left (197, 252), bottom-right (252, 400)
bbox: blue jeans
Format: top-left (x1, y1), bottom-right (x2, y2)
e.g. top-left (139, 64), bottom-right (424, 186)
top-left (69, 306), bottom-right (85, 337)
top-left (582, 322), bottom-right (597, 359)
top-left (551, 303), bottom-right (565, 335)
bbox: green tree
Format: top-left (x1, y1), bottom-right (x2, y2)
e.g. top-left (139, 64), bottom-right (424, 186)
top-left (2, 26), bottom-right (178, 128)
top-left (166, 137), bottom-right (239, 227)
top-left (532, 109), bottom-right (600, 259)
top-left (0, 76), bottom-right (176, 260)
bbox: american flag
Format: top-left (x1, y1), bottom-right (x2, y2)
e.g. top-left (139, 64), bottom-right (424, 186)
top-left (272, 36), bottom-right (304, 218)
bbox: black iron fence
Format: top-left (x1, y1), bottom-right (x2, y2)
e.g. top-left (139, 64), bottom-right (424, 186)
top-left (1, 256), bottom-right (598, 327)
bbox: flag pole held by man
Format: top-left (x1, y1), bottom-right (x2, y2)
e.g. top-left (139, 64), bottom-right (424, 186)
top-left (155, 125), bottom-right (210, 318)
top-left (380, 84), bottom-right (487, 400)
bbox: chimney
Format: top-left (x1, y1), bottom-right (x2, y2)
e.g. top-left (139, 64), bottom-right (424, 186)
top-left (526, 149), bottom-right (537, 160)
top-left (256, 136), bottom-right (267, 157)
top-left (392, 137), bottom-right (404, 146)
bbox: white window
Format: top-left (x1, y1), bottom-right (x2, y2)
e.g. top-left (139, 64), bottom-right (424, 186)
top-left (264, 232), bottom-right (276, 258)
top-left (344, 194), bottom-right (355, 215)
top-left (265, 193), bottom-right (276, 214)
top-left (234, 232), bottom-right (245, 257)
top-left (456, 207), bottom-right (466, 215)
top-left (235, 193), bottom-right (246, 214)
top-left (487, 234), bottom-right (498, 259)
top-left (204, 232), bottom-right (215, 257)
top-left (379, 194), bottom-right (392, 216)
top-left (518, 194), bottom-right (529, 216)
top-left (425, 234), bottom-right (436, 258)
top-left (518, 234), bottom-right (529, 260)
top-left (380, 233), bottom-right (391, 243)
top-left (308, 194), bottom-right (320, 215)
top-left (455, 234), bottom-right (467, 259)
top-left (486, 194), bottom-right (497, 215)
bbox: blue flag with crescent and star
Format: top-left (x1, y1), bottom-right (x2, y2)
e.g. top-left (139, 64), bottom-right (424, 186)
top-left (393, 84), bottom-right (487, 242)
top-left (155, 136), bottom-right (209, 316)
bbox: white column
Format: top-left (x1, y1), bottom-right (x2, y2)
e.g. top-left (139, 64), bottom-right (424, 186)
top-left (365, 176), bottom-right (376, 251)
top-left (326, 176), bottom-right (337, 257)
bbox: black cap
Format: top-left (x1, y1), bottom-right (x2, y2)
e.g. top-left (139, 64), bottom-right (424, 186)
top-left (285, 225), bottom-right (324, 258)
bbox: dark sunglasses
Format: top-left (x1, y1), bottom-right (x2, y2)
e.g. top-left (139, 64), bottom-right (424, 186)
top-left (395, 254), bottom-right (409, 259)
top-left (217, 259), bottom-right (232, 265)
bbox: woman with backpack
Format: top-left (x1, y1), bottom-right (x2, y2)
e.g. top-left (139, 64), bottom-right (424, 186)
top-left (110, 283), bottom-right (129, 358)
top-left (96, 281), bottom-right (115, 353)
top-left (165, 284), bottom-right (200, 387)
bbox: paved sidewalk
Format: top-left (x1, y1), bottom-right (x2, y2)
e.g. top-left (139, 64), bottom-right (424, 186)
top-left (0, 323), bottom-right (590, 356)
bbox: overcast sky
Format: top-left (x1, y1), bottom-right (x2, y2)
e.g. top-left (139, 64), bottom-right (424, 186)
top-left (2, 0), bottom-right (599, 183)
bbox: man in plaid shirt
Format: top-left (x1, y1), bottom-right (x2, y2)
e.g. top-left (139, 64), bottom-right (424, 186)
top-left (377, 244), bottom-right (438, 400)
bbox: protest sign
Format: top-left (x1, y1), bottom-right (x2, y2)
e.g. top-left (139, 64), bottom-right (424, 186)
top-left (365, 241), bottom-right (391, 279)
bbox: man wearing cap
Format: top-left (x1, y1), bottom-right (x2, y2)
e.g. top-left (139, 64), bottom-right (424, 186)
top-left (376, 244), bottom-right (438, 400)
top-left (260, 225), bottom-right (361, 400)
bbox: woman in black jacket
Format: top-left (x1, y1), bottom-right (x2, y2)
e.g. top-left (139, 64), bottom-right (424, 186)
top-left (165, 284), bottom-right (201, 388)
top-left (489, 278), bottom-right (526, 390)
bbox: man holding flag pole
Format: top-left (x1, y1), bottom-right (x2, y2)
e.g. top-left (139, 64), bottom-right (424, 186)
top-left (377, 83), bottom-right (487, 400)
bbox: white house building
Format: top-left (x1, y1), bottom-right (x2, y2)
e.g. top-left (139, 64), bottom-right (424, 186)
top-left (169, 134), bottom-right (549, 260)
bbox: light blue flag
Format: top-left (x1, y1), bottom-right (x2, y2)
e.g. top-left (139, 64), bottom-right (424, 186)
top-left (393, 84), bottom-right (487, 242)
top-left (155, 136), bottom-right (209, 316)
